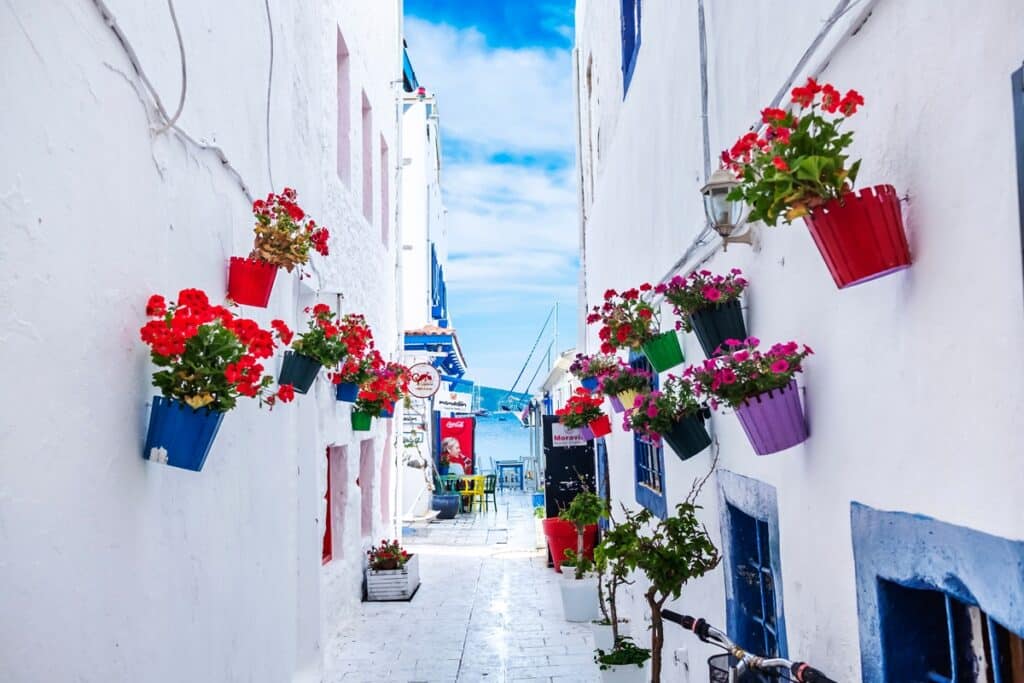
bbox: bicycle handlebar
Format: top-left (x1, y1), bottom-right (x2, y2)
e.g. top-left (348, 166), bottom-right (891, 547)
top-left (662, 610), bottom-right (838, 682)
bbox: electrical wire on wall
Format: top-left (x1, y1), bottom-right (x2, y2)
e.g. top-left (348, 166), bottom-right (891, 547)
top-left (263, 0), bottom-right (275, 191)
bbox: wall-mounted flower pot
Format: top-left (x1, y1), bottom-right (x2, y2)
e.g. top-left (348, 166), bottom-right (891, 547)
top-left (335, 381), bottom-right (359, 402)
top-left (227, 256), bottom-right (277, 307)
top-left (542, 518), bottom-right (597, 573)
top-left (351, 410), bottom-right (373, 431)
top-left (582, 414), bottom-right (612, 440)
top-left (609, 389), bottom-right (639, 414)
top-left (690, 299), bottom-right (747, 358)
top-left (380, 402), bottom-right (395, 418)
top-left (143, 396), bottom-right (225, 472)
top-left (430, 493), bottom-right (460, 520)
top-left (661, 412), bottom-right (712, 461)
top-left (803, 184), bottom-right (911, 289)
top-left (278, 351), bottom-right (321, 394)
top-left (642, 331), bottom-right (684, 372)
top-left (734, 379), bottom-right (808, 455)
top-left (581, 376), bottom-right (600, 392)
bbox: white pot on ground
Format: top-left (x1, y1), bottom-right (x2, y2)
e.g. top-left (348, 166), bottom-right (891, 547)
top-left (590, 619), bottom-right (631, 651)
top-left (598, 661), bottom-right (649, 683)
top-left (534, 518), bottom-right (546, 549)
top-left (559, 575), bottom-right (599, 622)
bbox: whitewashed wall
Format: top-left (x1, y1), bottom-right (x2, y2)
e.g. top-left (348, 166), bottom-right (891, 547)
top-left (0, 1), bottom-right (402, 681)
top-left (575, 1), bottom-right (1024, 680)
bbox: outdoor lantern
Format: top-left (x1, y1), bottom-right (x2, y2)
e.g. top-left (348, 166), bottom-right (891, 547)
top-left (700, 168), bottom-right (752, 249)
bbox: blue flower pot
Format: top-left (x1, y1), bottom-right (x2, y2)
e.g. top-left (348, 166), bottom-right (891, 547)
top-left (380, 403), bottom-right (394, 418)
top-left (580, 376), bottom-right (600, 392)
top-left (143, 396), bottom-right (225, 472)
top-left (336, 381), bottom-right (359, 402)
top-left (431, 493), bottom-right (461, 519)
top-left (532, 492), bottom-right (544, 508)
top-left (278, 351), bottom-right (321, 394)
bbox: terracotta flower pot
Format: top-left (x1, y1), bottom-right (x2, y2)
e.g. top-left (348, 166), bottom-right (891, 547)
top-left (690, 299), bottom-right (747, 358)
top-left (803, 184), bottom-right (911, 289)
top-left (642, 331), bottom-right (685, 372)
top-left (734, 379), bottom-right (809, 455)
top-left (227, 256), bottom-right (277, 307)
top-left (143, 396), bottom-right (225, 472)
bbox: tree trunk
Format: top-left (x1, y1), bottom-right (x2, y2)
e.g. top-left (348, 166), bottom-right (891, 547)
top-left (576, 526), bottom-right (584, 580)
top-left (647, 589), bottom-right (664, 682)
top-left (609, 576), bottom-right (620, 642)
top-left (597, 571), bottom-right (610, 625)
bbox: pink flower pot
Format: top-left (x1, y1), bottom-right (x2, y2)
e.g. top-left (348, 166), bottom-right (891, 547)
top-left (734, 379), bottom-right (808, 455)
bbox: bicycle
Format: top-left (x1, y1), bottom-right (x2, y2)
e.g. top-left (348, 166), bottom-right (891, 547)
top-left (662, 609), bottom-right (838, 683)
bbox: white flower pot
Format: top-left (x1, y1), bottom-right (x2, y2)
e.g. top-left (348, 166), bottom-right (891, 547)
top-left (365, 554), bottom-right (420, 601)
top-left (590, 620), bottom-right (631, 651)
top-left (599, 661), bottom-right (649, 683)
top-left (559, 575), bottom-right (599, 622)
top-left (534, 518), bottom-right (546, 549)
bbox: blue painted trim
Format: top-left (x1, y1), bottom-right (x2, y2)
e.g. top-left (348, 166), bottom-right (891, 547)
top-left (596, 438), bottom-right (610, 530)
top-left (620, 0), bottom-right (642, 97)
top-left (630, 352), bottom-right (666, 518)
top-left (1012, 64), bottom-right (1024, 297)
top-left (851, 502), bottom-right (1024, 683)
top-left (402, 47), bottom-right (419, 92)
top-left (716, 470), bottom-right (788, 659)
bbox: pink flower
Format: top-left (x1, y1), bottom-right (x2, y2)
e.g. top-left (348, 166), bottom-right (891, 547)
top-left (703, 287), bottom-right (722, 302)
top-left (720, 369), bottom-right (737, 385)
top-left (646, 404), bottom-right (659, 419)
top-left (770, 359), bottom-right (790, 374)
top-left (732, 350), bottom-right (749, 362)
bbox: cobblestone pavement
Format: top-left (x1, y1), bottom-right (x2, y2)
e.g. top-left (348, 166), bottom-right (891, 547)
top-left (324, 492), bottom-right (602, 682)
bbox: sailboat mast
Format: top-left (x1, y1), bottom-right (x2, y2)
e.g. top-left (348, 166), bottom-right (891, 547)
top-left (552, 301), bottom-right (558, 370)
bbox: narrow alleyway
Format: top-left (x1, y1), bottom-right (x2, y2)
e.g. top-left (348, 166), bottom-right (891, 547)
top-left (325, 494), bottom-right (603, 682)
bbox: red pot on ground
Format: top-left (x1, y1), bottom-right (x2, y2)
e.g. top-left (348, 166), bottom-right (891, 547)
top-left (542, 518), bottom-right (598, 573)
top-left (803, 184), bottom-right (911, 289)
top-left (228, 256), bottom-right (278, 307)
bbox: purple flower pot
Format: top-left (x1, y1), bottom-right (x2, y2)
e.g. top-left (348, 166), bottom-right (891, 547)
top-left (734, 379), bottom-right (809, 455)
top-left (580, 425), bottom-right (595, 440)
top-left (609, 395), bottom-right (625, 413)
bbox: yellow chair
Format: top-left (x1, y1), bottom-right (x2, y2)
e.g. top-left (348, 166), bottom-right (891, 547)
top-left (461, 475), bottom-right (486, 512)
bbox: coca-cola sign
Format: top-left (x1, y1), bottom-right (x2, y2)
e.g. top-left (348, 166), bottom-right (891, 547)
top-left (407, 362), bottom-right (441, 398)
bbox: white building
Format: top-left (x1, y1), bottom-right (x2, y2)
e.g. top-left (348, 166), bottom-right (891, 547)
top-left (575, 1), bottom-right (1024, 681)
top-left (0, 2), bottom-right (404, 681)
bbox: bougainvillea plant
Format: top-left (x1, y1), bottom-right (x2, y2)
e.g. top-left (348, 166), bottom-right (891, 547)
top-left (249, 187), bottom-right (330, 271)
top-left (569, 353), bottom-right (619, 381)
top-left (354, 362), bottom-right (409, 417)
top-left (289, 304), bottom-right (349, 367)
top-left (367, 538), bottom-right (411, 570)
top-left (688, 337), bottom-right (813, 409)
top-left (586, 285), bottom-right (659, 353)
top-left (556, 388), bottom-right (607, 429)
top-left (597, 362), bottom-right (651, 397)
top-left (722, 78), bottom-right (865, 226)
top-left (658, 268), bottom-right (749, 332)
top-left (624, 375), bottom-right (705, 444)
top-left (331, 347), bottom-right (384, 387)
top-left (140, 289), bottom-right (295, 412)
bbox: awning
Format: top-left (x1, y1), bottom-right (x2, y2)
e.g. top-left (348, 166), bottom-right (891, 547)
top-left (404, 325), bottom-right (468, 378)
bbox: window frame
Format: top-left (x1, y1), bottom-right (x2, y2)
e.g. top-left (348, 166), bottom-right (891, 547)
top-left (1012, 64), bottom-right (1024, 294)
top-left (620, 0), bottom-right (642, 96)
top-left (631, 353), bottom-right (666, 518)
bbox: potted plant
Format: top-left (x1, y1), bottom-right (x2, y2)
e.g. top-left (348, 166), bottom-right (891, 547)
top-left (332, 346), bottom-right (383, 403)
top-left (534, 505), bottom-right (546, 549)
top-left (542, 492), bottom-right (600, 574)
top-left (556, 388), bottom-right (612, 440)
top-left (278, 304), bottom-right (348, 394)
top-left (723, 79), bottom-right (911, 288)
top-left (570, 353), bottom-right (619, 392)
top-left (624, 376), bottom-right (711, 461)
top-left (331, 314), bottom-right (375, 401)
top-left (365, 538), bottom-right (419, 601)
top-left (557, 491), bottom-right (608, 622)
top-left (691, 337), bottom-right (813, 455)
top-left (350, 364), bottom-right (403, 432)
top-left (614, 502), bottom-right (720, 682)
top-left (594, 638), bottom-right (651, 683)
top-left (587, 285), bottom-right (684, 372)
top-left (139, 289), bottom-right (295, 471)
top-left (228, 188), bottom-right (330, 307)
top-left (591, 532), bottom-right (634, 652)
top-left (658, 268), bottom-right (749, 358)
top-left (598, 362), bottom-right (652, 414)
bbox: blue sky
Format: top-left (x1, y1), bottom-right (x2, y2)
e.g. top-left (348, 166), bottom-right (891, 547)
top-left (405, 0), bottom-right (578, 391)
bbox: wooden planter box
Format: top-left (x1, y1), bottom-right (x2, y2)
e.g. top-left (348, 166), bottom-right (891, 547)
top-left (365, 554), bottom-right (420, 601)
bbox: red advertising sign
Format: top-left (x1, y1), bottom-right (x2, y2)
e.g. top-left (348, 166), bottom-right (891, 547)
top-left (440, 417), bottom-right (475, 475)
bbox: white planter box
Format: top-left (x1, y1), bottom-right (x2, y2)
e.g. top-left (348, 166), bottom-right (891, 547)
top-left (559, 575), bottom-right (599, 622)
top-left (534, 518), bottom-right (546, 549)
top-left (365, 553), bottom-right (420, 601)
top-left (599, 661), bottom-right (649, 683)
top-left (590, 619), bottom-right (631, 651)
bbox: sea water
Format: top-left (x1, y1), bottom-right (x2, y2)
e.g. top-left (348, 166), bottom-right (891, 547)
top-left (473, 414), bottom-right (532, 471)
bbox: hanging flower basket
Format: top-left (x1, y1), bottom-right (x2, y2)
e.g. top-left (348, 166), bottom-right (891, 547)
top-left (581, 414), bottom-right (613, 440)
top-left (734, 379), bottom-right (809, 455)
top-left (642, 331), bottom-right (684, 373)
top-left (335, 381), bottom-right (360, 402)
top-left (380, 402), bottom-right (395, 418)
top-left (581, 376), bottom-right (601, 392)
top-left (351, 410), bottom-right (373, 431)
top-left (803, 184), bottom-right (911, 289)
top-left (227, 257), bottom-right (277, 307)
top-left (661, 413), bottom-right (712, 461)
top-left (690, 299), bottom-right (748, 358)
top-left (278, 351), bottom-right (321, 394)
top-left (143, 396), bottom-right (226, 472)
top-left (611, 389), bottom-right (640, 414)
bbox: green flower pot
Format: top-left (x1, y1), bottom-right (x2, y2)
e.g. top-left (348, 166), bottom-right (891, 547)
top-left (351, 410), bottom-right (373, 431)
top-left (642, 330), bottom-right (685, 372)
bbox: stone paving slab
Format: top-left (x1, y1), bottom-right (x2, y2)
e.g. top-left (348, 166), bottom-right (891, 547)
top-left (324, 493), bottom-right (601, 683)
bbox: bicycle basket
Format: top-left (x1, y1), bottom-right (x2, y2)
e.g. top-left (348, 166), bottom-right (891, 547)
top-left (708, 654), bottom-right (795, 682)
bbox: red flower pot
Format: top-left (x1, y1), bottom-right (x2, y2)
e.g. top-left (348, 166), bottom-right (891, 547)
top-left (587, 414), bottom-right (613, 439)
top-left (228, 256), bottom-right (278, 307)
top-left (542, 518), bottom-right (598, 573)
top-left (803, 184), bottom-right (911, 289)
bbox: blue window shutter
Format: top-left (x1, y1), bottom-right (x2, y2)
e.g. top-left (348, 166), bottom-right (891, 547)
top-left (621, 0), bottom-right (642, 96)
top-left (630, 353), bottom-right (666, 518)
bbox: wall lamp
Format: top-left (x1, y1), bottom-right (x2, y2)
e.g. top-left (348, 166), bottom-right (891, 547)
top-left (700, 168), bottom-right (754, 250)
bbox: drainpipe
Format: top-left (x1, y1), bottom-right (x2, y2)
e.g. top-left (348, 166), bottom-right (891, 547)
top-left (571, 46), bottom-right (588, 353)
